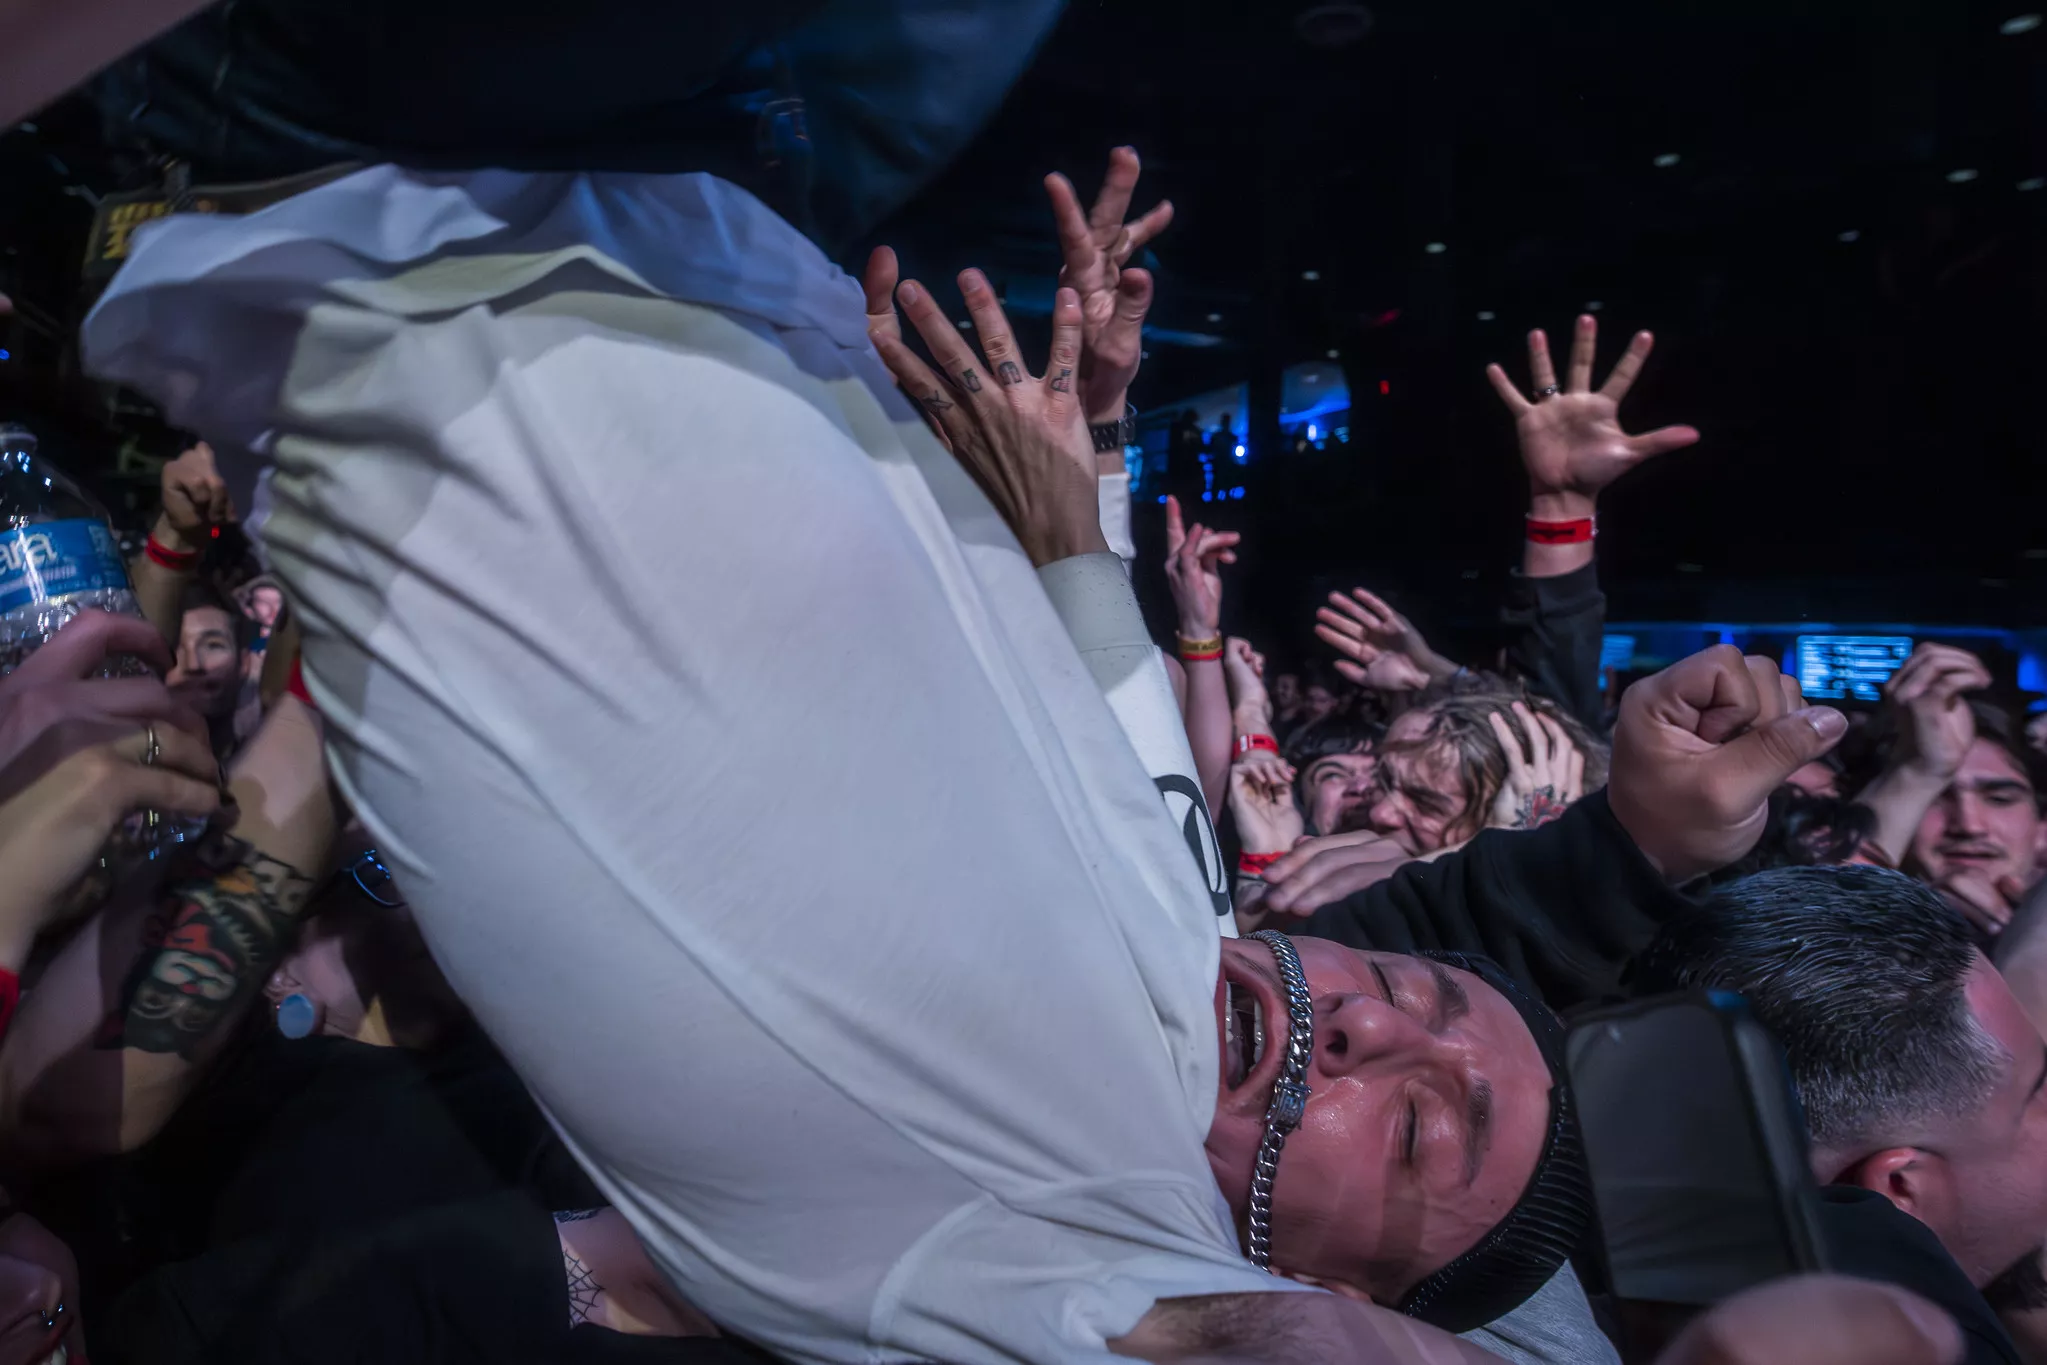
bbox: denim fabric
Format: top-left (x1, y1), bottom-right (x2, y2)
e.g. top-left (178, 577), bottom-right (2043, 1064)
top-left (88, 0), bottom-right (1065, 252)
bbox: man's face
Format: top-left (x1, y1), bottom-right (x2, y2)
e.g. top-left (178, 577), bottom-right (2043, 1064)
top-left (1358, 710), bottom-right (1474, 855)
top-left (167, 606), bottom-right (241, 717)
top-left (1914, 959), bottom-right (2047, 1286)
top-left (1302, 685), bottom-right (1337, 724)
top-left (247, 585), bottom-right (284, 629)
top-left (1300, 752), bottom-right (1375, 835)
top-left (1206, 937), bottom-right (1552, 1302)
top-left (1273, 675), bottom-right (1302, 712)
top-left (1909, 740), bottom-right (2046, 898)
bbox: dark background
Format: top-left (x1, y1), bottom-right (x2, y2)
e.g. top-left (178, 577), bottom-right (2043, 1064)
top-left (2, 0), bottom-right (2043, 666)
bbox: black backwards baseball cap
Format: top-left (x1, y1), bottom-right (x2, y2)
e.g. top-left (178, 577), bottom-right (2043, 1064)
top-left (1391, 951), bottom-right (1595, 1334)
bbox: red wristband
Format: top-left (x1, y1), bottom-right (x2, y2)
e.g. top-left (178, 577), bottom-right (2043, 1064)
top-left (0, 969), bottom-right (20, 1046)
top-left (1238, 850), bottom-right (1286, 876)
top-left (1178, 647), bottom-right (1223, 662)
top-left (1524, 516), bottom-right (1595, 545)
top-left (145, 534), bottom-right (200, 571)
top-left (1236, 734), bottom-right (1279, 757)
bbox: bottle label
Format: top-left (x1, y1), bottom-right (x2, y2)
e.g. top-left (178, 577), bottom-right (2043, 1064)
top-left (0, 519), bottom-right (130, 614)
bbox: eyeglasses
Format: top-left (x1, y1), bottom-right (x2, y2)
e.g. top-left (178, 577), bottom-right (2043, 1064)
top-left (349, 849), bottom-right (404, 907)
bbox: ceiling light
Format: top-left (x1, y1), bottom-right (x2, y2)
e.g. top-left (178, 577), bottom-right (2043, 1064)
top-left (2001, 13), bottom-right (2042, 33)
top-left (1585, 301), bottom-right (1603, 312)
top-left (1207, 312), bottom-right (1223, 322)
top-left (956, 319), bottom-right (972, 329)
top-left (1326, 348), bottom-right (1341, 359)
top-left (1947, 168), bottom-right (1980, 183)
top-left (1424, 241), bottom-right (1447, 254)
top-left (1838, 229), bottom-right (1861, 242)
top-left (2019, 177), bottom-right (2046, 192)
top-left (1301, 270), bottom-right (1321, 281)
top-left (1304, 374), bottom-right (1319, 384)
top-left (1652, 153), bottom-right (1681, 168)
top-left (1477, 310), bottom-right (1496, 321)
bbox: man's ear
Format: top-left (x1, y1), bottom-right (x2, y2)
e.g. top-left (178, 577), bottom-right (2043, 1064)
top-left (1833, 1146), bottom-right (1956, 1227)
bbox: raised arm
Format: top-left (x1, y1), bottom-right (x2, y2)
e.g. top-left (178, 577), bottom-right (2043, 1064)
top-left (0, 686), bottom-right (335, 1164)
top-left (1852, 643), bottom-right (1992, 871)
top-left (1164, 495), bottom-right (1239, 815)
top-left (129, 443), bottom-right (234, 645)
top-left (1486, 318), bottom-right (1699, 730)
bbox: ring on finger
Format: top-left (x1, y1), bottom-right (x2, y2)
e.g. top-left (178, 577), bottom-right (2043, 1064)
top-left (1534, 384), bottom-right (1561, 400)
top-left (142, 721), bottom-right (161, 768)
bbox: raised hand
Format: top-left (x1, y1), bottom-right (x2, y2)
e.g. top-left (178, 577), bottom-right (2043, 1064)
top-left (1163, 495), bottom-right (1239, 640)
top-left (157, 441), bottom-right (234, 553)
top-left (1882, 643), bottom-right (1991, 784)
top-left (1487, 702), bottom-right (1586, 830)
top-left (1486, 316), bottom-right (1700, 519)
top-left (1313, 588), bottom-right (1452, 693)
top-left (871, 271), bottom-right (1105, 567)
top-left (1228, 751), bottom-right (1303, 856)
top-left (1608, 646), bottom-right (1848, 883)
top-left (1046, 146), bottom-right (1174, 423)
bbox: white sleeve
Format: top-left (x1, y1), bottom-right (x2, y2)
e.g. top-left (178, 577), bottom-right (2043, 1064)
top-left (1039, 552), bottom-right (1234, 933)
top-left (1097, 469), bottom-right (1136, 565)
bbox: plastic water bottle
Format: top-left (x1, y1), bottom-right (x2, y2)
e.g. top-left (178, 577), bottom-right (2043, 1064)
top-left (0, 422), bottom-right (204, 853)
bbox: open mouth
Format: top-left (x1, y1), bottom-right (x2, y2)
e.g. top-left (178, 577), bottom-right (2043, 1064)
top-left (1223, 981), bottom-right (1269, 1089)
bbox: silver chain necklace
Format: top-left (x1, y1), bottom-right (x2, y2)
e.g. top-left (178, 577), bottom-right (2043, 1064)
top-left (1245, 929), bottom-right (1316, 1271)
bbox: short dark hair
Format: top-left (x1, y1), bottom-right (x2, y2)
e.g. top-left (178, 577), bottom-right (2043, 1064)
top-left (179, 582), bottom-right (256, 652)
top-left (1631, 866), bottom-right (2002, 1155)
top-left (1969, 699), bottom-right (2047, 806)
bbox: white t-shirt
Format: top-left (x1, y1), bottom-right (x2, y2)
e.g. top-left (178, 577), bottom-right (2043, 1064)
top-left (84, 167), bottom-right (1293, 1363)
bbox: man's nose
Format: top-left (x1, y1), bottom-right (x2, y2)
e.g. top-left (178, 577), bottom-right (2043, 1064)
top-left (1310, 990), bottom-right (1444, 1079)
top-left (1946, 792), bottom-right (1991, 837)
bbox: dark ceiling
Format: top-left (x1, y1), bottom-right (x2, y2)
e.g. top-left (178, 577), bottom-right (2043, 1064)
top-left (865, 0), bottom-right (2047, 639)
top-left (2, 0), bottom-right (2043, 646)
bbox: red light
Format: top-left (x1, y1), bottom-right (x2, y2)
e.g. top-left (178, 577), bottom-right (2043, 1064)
top-left (1378, 380), bottom-right (1391, 396)
top-left (210, 526), bottom-right (221, 538)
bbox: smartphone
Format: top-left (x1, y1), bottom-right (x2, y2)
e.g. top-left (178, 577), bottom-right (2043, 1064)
top-left (1565, 991), bottom-right (1826, 1308)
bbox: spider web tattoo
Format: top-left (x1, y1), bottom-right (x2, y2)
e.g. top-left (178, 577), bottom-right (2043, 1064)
top-left (562, 1246), bottom-right (604, 1329)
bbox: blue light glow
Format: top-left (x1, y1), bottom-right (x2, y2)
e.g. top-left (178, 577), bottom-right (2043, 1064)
top-left (1230, 487), bottom-right (1246, 500)
top-left (1306, 424), bottom-right (1318, 441)
top-left (1233, 444), bottom-right (1246, 460)
top-left (0, 351), bottom-right (10, 361)
top-left (1157, 494), bottom-right (1168, 504)
top-left (1200, 491), bottom-right (1212, 502)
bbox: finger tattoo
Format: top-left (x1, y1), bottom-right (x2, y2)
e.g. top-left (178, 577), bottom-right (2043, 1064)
top-left (1049, 367), bottom-right (1074, 393)
top-left (959, 368), bottom-right (983, 393)
top-left (996, 361), bottom-right (1024, 386)
top-left (922, 389), bottom-right (954, 412)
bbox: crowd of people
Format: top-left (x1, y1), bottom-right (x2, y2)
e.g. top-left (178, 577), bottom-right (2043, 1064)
top-left (0, 7), bottom-right (2038, 1365)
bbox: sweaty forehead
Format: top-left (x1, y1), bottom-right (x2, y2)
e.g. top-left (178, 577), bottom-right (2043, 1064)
top-left (1958, 739), bottom-right (2034, 793)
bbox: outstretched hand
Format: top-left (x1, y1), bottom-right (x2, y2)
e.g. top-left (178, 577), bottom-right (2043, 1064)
top-left (157, 441), bottom-right (234, 552)
top-left (870, 267), bottom-right (1105, 567)
top-left (1046, 146), bottom-right (1174, 423)
top-left (1314, 589), bottom-right (1449, 693)
top-left (1486, 316), bottom-right (1699, 517)
top-left (1609, 645), bottom-right (1848, 883)
top-left (1164, 495), bottom-right (1238, 639)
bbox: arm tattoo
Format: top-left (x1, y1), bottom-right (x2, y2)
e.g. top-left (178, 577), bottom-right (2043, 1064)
top-left (94, 832), bottom-right (317, 1059)
top-left (996, 360), bottom-right (1024, 386)
top-left (959, 368), bottom-right (983, 393)
top-left (562, 1246), bottom-right (604, 1329)
top-left (1049, 367), bottom-right (1074, 393)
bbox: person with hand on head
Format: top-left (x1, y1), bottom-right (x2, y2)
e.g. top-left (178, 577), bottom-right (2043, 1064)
top-left (1163, 494), bottom-right (1240, 816)
top-left (1854, 645), bottom-right (2042, 936)
top-left (1487, 317), bottom-right (1699, 733)
top-left (1486, 702), bottom-right (1588, 833)
top-left (1315, 588), bottom-right (1458, 698)
top-left (130, 442), bottom-right (233, 645)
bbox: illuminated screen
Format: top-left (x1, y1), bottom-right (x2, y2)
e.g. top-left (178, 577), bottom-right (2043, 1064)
top-left (1795, 636), bottom-right (1913, 702)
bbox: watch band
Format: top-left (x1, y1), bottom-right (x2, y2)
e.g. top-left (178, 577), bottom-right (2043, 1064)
top-left (1089, 403), bottom-right (1138, 453)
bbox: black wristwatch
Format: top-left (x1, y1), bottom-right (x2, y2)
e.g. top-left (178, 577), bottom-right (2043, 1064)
top-left (1089, 403), bottom-right (1138, 454)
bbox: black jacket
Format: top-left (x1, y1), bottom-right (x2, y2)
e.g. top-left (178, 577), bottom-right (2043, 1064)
top-left (1300, 790), bottom-right (1687, 1014)
top-left (1502, 563), bottom-right (1608, 736)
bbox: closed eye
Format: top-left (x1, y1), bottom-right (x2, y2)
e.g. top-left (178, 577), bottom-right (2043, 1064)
top-left (1403, 1099), bottom-right (1420, 1165)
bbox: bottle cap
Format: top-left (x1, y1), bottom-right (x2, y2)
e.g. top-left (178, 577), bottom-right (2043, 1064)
top-left (276, 992), bottom-right (319, 1039)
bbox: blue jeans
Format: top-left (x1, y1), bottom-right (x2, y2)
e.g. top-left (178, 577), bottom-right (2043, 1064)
top-left (89, 0), bottom-right (1065, 254)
